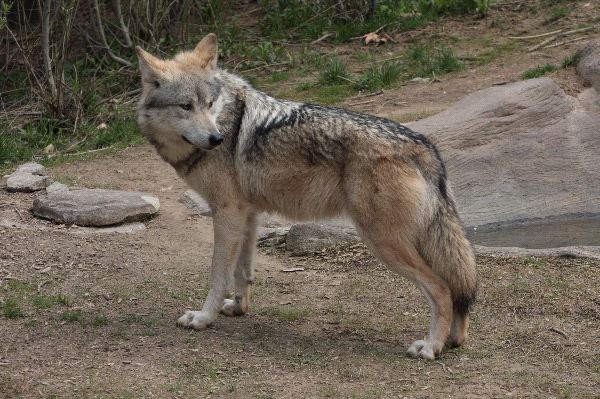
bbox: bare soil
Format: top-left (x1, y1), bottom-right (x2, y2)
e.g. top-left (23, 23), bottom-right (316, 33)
top-left (2, 3), bottom-right (600, 398)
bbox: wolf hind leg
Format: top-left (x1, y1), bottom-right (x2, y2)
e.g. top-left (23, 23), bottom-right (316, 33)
top-left (355, 227), bottom-right (453, 360)
top-left (221, 212), bottom-right (258, 317)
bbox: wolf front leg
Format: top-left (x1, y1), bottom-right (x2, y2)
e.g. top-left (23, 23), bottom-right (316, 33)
top-left (177, 209), bottom-right (247, 330)
top-left (221, 212), bottom-right (258, 317)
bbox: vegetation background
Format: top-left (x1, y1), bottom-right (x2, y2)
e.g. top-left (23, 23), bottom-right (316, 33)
top-left (0, 0), bottom-right (500, 173)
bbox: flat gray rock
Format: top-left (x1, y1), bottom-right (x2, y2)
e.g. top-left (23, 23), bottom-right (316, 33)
top-left (46, 182), bottom-right (69, 194)
top-left (32, 189), bottom-right (160, 226)
top-left (6, 172), bottom-right (52, 192)
top-left (576, 40), bottom-right (600, 93)
top-left (15, 162), bottom-right (46, 176)
top-left (180, 190), bottom-right (212, 216)
top-left (286, 223), bottom-right (359, 256)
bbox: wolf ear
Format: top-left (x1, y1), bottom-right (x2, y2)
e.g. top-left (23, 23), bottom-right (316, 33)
top-left (135, 46), bottom-right (165, 84)
top-left (194, 33), bottom-right (218, 70)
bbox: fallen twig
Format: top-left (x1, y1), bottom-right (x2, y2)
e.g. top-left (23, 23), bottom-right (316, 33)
top-left (549, 327), bottom-right (569, 339)
top-left (348, 99), bottom-right (377, 107)
top-left (528, 36), bottom-right (557, 52)
top-left (543, 36), bottom-right (590, 49)
top-left (336, 75), bottom-right (358, 84)
top-left (54, 146), bottom-right (114, 158)
top-left (282, 268), bottom-right (304, 273)
top-left (310, 33), bottom-right (335, 45)
top-left (14, 208), bottom-right (24, 222)
top-left (349, 90), bottom-right (384, 100)
top-left (509, 29), bottom-right (563, 40)
top-left (241, 62), bottom-right (290, 73)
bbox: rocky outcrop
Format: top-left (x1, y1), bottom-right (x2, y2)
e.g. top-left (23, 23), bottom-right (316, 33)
top-left (576, 40), bottom-right (600, 93)
top-left (409, 77), bottom-right (600, 238)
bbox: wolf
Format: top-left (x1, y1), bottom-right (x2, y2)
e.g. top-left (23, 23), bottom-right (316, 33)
top-left (135, 33), bottom-right (477, 360)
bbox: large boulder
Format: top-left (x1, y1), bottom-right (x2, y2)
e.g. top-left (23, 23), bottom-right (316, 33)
top-left (408, 77), bottom-right (600, 246)
top-left (32, 189), bottom-right (160, 226)
top-left (576, 40), bottom-right (600, 93)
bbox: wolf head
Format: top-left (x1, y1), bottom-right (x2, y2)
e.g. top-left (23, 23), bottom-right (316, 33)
top-left (136, 34), bottom-right (228, 157)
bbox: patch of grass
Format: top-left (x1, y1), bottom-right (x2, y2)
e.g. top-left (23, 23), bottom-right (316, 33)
top-left (92, 315), bottom-right (109, 327)
top-left (319, 58), bottom-right (351, 85)
top-left (2, 298), bottom-right (25, 319)
top-left (522, 63), bottom-right (557, 79)
top-left (5, 280), bottom-right (32, 293)
top-left (31, 294), bottom-right (70, 309)
top-left (406, 45), bottom-right (463, 78)
top-left (0, 113), bottom-right (144, 175)
top-left (545, 5), bottom-right (571, 23)
top-left (60, 310), bottom-right (83, 323)
top-left (561, 54), bottom-right (577, 68)
top-left (298, 84), bottom-right (356, 104)
top-left (474, 41), bottom-right (520, 66)
top-left (266, 71), bottom-right (289, 83)
top-left (356, 63), bottom-right (403, 91)
top-left (521, 256), bottom-right (546, 268)
top-left (261, 0), bottom-right (428, 42)
top-left (262, 305), bottom-right (309, 322)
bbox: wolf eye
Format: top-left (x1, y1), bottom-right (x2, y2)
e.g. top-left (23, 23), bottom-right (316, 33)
top-left (208, 100), bottom-right (214, 108)
top-left (179, 103), bottom-right (193, 111)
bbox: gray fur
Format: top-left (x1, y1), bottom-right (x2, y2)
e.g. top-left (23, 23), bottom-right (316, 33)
top-left (136, 34), bottom-right (478, 360)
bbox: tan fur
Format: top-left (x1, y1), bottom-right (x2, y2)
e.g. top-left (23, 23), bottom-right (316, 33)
top-left (136, 35), bottom-right (478, 360)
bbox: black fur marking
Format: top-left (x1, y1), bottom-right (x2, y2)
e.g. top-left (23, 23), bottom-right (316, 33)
top-left (253, 107), bottom-right (308, 138)
top-left (229, 97), bottom-right (246, 156)
top-left (171, 149), bottom-right (207, 175)
top-left (453, 294), bottom-right (475, 317)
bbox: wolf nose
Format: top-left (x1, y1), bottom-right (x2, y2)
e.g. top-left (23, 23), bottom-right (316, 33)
top-left (209, 134), bottom-right (224, 147)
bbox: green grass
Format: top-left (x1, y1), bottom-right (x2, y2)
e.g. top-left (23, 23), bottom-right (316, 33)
top-left (31, 294), bottom-right (70, 309)
top-left (545, 6), bottom-right (570, 24)
top-left (92, 315), bottom-right (108, 327)
top-left (356, 63), bottom-right (403, 91)
top-left (561, 54), bottom-right (577, 68)
top-left (260, 0), bottom-right (428, 42)
top-left (406, 45), bottom-right (463, 78)
top-left (2, 298), bottom-right (25, 319)
top-left (319, 58), bottom-right (351, 85)
top-left (262, 305), bottom-right (309, 322)
top-left (0, 113), bottom-right (144, 175)
top-left (522, 63), bottom-right (557, 79)
top-left (60, 310), bottom-right (83, 323)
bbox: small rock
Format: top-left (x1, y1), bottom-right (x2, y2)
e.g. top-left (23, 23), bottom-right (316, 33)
top-left (96, 122), bottom-right (108, 129)
top-left (286, 223), bottom-right (359, 256)
top-left (180, 190), bottom-right (212, 216)
top-left (257, 227), bottom-right (289, 248)
top-left (410, 77), bottom-right (431, 84)
top-left (46, 182), bottom-right (69, 194)
top-left (6, 173), bottom-right (52, 192)
top-left (43, 144), bottom-right (55, 155)
top-left (32, 189), bottom-right (160, 226)
top-left (15, 162), bottom-right (46, 176)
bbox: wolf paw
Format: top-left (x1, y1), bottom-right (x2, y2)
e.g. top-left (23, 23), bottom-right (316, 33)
top-left (220, 298), bottom-right (248, 317)
top-left (407, 340), bottom-right (436, 360)
top-left (176, 310), bottom-right (213, 330)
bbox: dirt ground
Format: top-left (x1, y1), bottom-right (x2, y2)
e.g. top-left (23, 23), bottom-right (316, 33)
top-left (1, 146), bottom-right (599, 399)
top-left (2, 3), bottom-right (600, 398)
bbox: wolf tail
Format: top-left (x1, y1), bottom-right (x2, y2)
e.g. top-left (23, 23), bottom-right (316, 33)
top-left (419, 192), bottom-right (478, 318)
